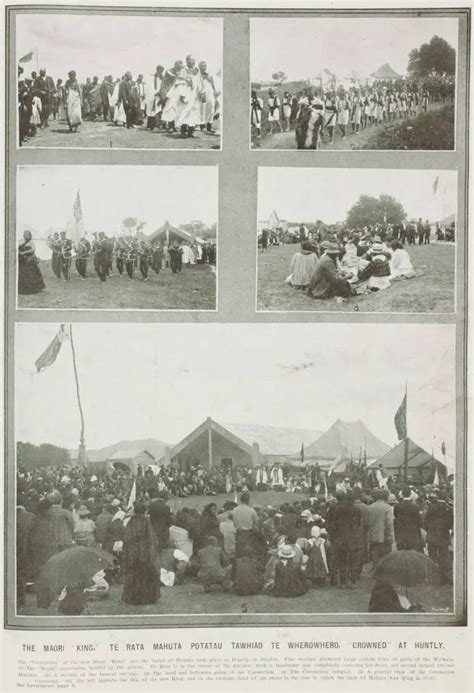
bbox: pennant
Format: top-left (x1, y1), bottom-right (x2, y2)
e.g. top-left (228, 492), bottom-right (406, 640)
top-left (433, 465), bottom-right (439, 487)
top-left (35, 325), bottom-right (68, 372)
top-left (441, 441), bottom-right (446, 456)
top-left (19, 50), bottom-right (35, 64)
top-left (65, 190), bottom-right (85, 245)
top-left (433, 176), bottom-right (439, 195)
top-left (394, 392), bottom-right (407, 441)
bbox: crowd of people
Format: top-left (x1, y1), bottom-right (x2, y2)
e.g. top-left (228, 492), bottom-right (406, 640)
top-left (251, 77), bottom-right (454, 148)
top-left (18, 55), bottom-right (220, 145)
top-left (17, 229), bottom-right (217, 295)
top-left (16, 460), bottom-right (453, 613)
top-left (263, 219), bottom-right (455, 301)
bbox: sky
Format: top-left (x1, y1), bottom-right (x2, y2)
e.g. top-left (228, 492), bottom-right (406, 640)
top-left (250, 17), bottom-right (458, 81)
top-left (15, 323), bottom-right (456, 459)
top-left (17, 165), bottom-right (218, 258)
top-left (17, 14), bottom-right (223, 81)
top-left (258, 168), bottom-right (457, 225)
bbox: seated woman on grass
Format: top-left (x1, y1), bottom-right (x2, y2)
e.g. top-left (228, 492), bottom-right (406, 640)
top-left (357, 241), bottom-right (392, 292)
top-left (389, 240), bottom-right (416, 280)
top-left (285, 240), bottom-right (320, 289)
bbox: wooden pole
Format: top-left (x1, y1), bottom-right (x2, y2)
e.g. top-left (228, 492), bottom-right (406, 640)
top-left (69, 325), bottom-right (87, 466)
top-left (208, 421), bottom-right (213, 470)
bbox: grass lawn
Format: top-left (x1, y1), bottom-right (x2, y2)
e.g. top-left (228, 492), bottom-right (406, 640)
top-left (257, 243), bottom-right (455, 314)
top-left (18, 490), bottom-right (453, 618)
top-left (22, 119), bottom-right (221, 150)
top-left (18, 261), bottom-right (216, 311)
top-left (362, 105), bottom-right (454, 151)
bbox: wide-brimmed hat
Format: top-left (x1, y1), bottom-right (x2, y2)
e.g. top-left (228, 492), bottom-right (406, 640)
top-left (78, 505), bottom-right (90, 517)
top-left (371, 242), bottom-right (385, 253)
top-left (325, 242), bottom-right (341, 255)
top-left (278, 544), bottom-right (295, 559)
top-left (300, 509), bottom-right (313, 520)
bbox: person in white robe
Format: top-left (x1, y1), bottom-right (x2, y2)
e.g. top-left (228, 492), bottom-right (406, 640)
top-left (146, 65), bottom-right (165, 129)
top-left (270, 465), bottom-right (285, 489)
top-left (160, 60), bottom-right (188, 130)
top-left (64, 71), bottom-right (82, 133)
top-left (175, 55), bottom-right (203, 137)
top-left (181, 242), bottom-right (195, 265)
top-left (111, 78), bottom-right (126, 126)
top-left (389, 240), bottom-right (416, 279)
top-left (198, 61), bottom-right (218, 132)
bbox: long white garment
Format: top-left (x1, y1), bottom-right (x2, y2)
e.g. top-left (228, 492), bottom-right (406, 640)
top-left (175, 68), bottom-right (202, 128)
top-left (111, 83), bottom-right (126, 125)
top-left (390, 248), bottom-right (415, 278)
top-left (182, 245), bottom-right (195, 264)
top-left (161, 72), bottom-right (190, 123)
top-left (147, 76), bottom-right (162, 116)
top-left (199, 74), bottom-right (216, 124)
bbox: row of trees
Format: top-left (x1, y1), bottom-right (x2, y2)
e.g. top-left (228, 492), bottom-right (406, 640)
top-left (17, 442), bottom-right (71, 469)
top-left (346, 194), bottom-right (406, 228)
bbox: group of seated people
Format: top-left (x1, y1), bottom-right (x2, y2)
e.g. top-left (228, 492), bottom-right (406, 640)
top-left (286, 232), bottom-right (418, 300)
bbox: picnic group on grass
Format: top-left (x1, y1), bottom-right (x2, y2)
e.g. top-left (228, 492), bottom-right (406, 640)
top-left (258, 220), bottom-right (455, 303)
top-left (17, 460), bottom-right (453, 614)
top-left (18, 55), bottom-right (220, 145)
top-left (18, 230), bottom-right (217, 295)
top-left (251, 78), bottom-right (454, 148)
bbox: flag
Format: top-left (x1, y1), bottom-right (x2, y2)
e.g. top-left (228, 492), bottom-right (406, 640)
top-left (65, 190), bottom-right (85, 244)
top-left (433, 176), bottom-right (439, 194)
top-left (433, 464), bottom-right (439, 487)
top-left (19, 50), bottom-right (35, 64)
top-left (233, 488), bottom-right (238, 504)
top-left (441, 441), bottom-right (446, 456)
top-left (300, 443), bottom-right (305, 464)
top-left (35, 325), bottom-right (68, 372)
top-left (394, 392), bottom-right (407, 440)
top-left (127, 479), bottom-right (137, 510)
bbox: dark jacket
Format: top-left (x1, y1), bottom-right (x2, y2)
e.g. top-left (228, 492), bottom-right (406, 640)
top-left (424, 502), bottom-right (453, 544)
top-left (307, 255), bottom-right (349, 299)
top-left (148, 498), bottom-right (172, 547)
top-left (358, 257), bottom-right (391, 281)
top-left (394, 499), bottom-right (422, 547)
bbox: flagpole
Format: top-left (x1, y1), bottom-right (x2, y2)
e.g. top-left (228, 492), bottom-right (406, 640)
top-left (35, 47), bottom-right (39, 74)
top-left (403, 382), bottom-right (409, 484)
top-left (69, 325), bottom-right (87, 467)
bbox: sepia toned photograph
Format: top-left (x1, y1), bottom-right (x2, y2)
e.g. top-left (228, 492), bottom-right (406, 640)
top-left (250, 17), bottom-right (457, 150)
top-left (15, 322), bottom-right (455, 620)
top-left (16, 166), bottom-right (218, 311)
top-left (257, 167), bottom-right (457, 313)
top-left (17, 14), bottom-right (223, 150)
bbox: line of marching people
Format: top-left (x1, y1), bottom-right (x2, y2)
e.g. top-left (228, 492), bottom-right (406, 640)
top-left (251, 77), bottom-right (454, 148)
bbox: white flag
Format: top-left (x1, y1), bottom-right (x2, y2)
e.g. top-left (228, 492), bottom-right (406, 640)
top-left (66, 190), bottom-right (85, 244)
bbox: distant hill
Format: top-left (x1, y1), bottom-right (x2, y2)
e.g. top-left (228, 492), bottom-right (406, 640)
top-left (70, 438), bottom-right (171, 463)
top-left (223, 422), bottom-right (323, 456)
top-left (300, 419), bottom-right (390, 460)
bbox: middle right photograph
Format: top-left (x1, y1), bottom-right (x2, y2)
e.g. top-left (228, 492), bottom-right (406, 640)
top-left (256, 167), bottom-right (457, 314)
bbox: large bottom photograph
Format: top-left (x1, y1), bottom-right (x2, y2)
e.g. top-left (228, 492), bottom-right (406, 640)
top-left (12, 322), bottom-right (456, 622)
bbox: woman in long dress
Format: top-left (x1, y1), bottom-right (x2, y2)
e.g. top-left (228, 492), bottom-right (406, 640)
top-left (18, 230), bottom-right (45, 295)
top-left (64, 71), bottom-right (82, 133)
top-left (198, 62), bottom-right (218, 133)
top-left (389, 240), bottom-right (415, 279)
top-left (122, 502), bottom-right (160, 605)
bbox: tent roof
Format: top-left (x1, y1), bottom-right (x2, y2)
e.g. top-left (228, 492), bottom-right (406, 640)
top-left (223, 422), bottom-right (322, 456)
top-left (369, 438), bottom-right (446, 473)
top-left (371, 63), bottom-right (402, 79)
top-left (302, 419), bottom-right (389, 460)
top-left (439, 213), bottom-right (455, 226)
top-left (167, 417), bottom-right (256, 461)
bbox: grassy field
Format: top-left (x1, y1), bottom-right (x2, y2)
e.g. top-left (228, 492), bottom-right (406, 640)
top-left (251, 103), bottom-right (453, 151)
top-left (257, 243), bottom-right (455, 313)
top-left (362, 105), bottom-right (455, 151)
top-left (18, 490), bottom-right (453, 617)
top-left (18, 260), bottom-right (216, 311)
top-left (22, 119), bottom-right (221, 150)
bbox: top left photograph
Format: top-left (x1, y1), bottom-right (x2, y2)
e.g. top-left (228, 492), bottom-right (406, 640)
top-left (16, 13), bottom-right (223, 150)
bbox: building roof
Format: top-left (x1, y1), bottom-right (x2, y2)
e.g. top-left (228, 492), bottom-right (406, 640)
top-left (368, 438), bottom-right (447, 474)
top-left (301, 419), bottom-right (389, 460)
top-left (148, 221), bottom-right (205, 245)
top-left (167, 417), bottom-right (256, 461)
top-left (108, 448), bottom-right (156, 462)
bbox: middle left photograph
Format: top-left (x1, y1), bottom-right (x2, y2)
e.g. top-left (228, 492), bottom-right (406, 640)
top-left (16, 165), bottom-right (218, 311)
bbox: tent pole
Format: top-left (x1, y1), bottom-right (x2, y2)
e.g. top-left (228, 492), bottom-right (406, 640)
top-left (208, 424), bottom-right (213, 470)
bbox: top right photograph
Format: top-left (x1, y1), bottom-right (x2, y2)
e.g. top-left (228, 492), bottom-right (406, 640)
top-left (250, 16), bottom-right (458, 151)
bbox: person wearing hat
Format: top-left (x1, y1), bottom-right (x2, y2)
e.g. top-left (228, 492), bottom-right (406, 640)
top-left (250, 88), bottom-right (263, 138)
top-left (267, 89), bottom-right (282, 136)
top-left (285, 240), bottom-right (319, 289)
top-left (307, 241), bottom-right (352, 299)
top-left (271, 544), bottom-right (307, 597)
top-left (73, 505), bottom-right (96, 547)
top-left (357, 242), bottom-right (392, 291)
top-left (122, 501), bottom-right (161, 605)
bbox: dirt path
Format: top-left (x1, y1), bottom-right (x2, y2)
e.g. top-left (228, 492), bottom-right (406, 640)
top-left (252, 103), bottom-right (447, 151)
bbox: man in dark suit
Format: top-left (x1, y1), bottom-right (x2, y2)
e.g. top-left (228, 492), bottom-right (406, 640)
top-left (119, 72), bottom-right (135, 129)
top-left (17, 497), bottom-right (35, 606)
top-left (34, 68), bottom-right (55, 128)
top-left (148, 489), bottom-right (172, 549)
top-left (394, 487), bottom-right (423, 551)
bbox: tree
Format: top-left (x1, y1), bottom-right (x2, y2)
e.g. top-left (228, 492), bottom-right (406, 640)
top-left (408, 35), bottom-right (456, 79)
top-left (17, 441), bottom-right (71, 469)
top-left (346, 194), bottom-right (406, 228)
top-left (272, 71), bottom-right (287, 84)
